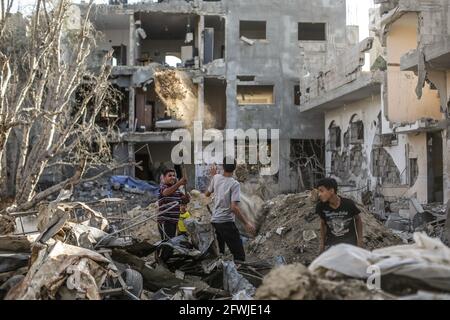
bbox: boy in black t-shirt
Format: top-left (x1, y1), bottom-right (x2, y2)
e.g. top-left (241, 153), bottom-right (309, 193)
top-left (315, 178), bottom-right (364, 253)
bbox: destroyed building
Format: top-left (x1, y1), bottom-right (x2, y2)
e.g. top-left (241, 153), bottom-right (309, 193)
top-left (299, 0), bottom-right (450, 214)
top-left (3, 0), bottom-right (450, 302)
top-left (73, 0), bottom-right (356, 193)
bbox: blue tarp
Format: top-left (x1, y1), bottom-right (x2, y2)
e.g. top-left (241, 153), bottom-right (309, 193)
top-left (110, 176), bottom-right (159, 195)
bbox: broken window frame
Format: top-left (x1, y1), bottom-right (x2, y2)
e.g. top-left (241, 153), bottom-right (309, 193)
top-left (236, 85), bottom-right (275, 106)
top-left (294, 84), bottom-right (301, 106)
top-left (350, 120), bottom-right (364, 145)
top-left (381, 133), bottom-right (399, 147)
top-left (298, 22), bottom-right (327, 41)
top-left (237, 75), bottom-right (256, 82)
top-left (327, 125), bottom-right (341, 152)
top-left (408, 158), bottom-right (419, 187)
top-left (239, 20), bottom-right (267, 40)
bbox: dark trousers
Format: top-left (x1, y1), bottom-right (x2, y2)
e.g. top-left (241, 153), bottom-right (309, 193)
top-left (158, 222), bottom-right (177, 240)
top-left (212, 222), bottom-right (246, 262)
top-left (157, 222), bottom-right (177, 262)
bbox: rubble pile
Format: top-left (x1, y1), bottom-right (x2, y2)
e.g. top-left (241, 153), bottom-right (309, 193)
top-left (72, 178), bottom-right (158, 209)
top-left (256, 232), bottom-right (450, 300)
top-left (5, 241), bottom-right (117, 300)
top-left (248, 193), bottom-right (403, 265)
top-left (381, 198), bottom-right (448, 245)
top-left (310, 233), bottom-right (450, 298)
top-left (255, 264), bottom-right (386, 300)
top-left (0, 197), bottom-right (269, 300)
top-left (1, 182), bottom-right (448, 300)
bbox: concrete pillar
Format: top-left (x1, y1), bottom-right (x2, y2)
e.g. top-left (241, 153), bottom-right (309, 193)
top-left (129, 14), bottom-right (135, 66)
top-left (128, 86), bottom-right (136, 177)
top-left (128, 87), bottom-right (135, 132)
top-left (197, 15), bottom-right (205, 67)
top-left (197, 78), bottom-right (205, 123)
top-left (128, 142), bottom-right (135, 177)
top-left (279, 138), bottom-right (292, 193)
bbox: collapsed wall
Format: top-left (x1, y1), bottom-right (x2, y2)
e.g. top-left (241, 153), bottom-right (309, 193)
top-left (153, 69), bottom-right (215, 128)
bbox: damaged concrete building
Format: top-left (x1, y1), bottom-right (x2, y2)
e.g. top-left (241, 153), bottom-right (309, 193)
top-left (76, 0), bottom-right (356, 193)
top-left (299, 0), bottom-right (450, 212)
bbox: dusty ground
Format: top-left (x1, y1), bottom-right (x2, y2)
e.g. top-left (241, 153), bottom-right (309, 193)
top-left (247, 193), bottom-right (403, 266)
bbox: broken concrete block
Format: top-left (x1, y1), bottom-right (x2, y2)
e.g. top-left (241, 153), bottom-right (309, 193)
top-left (303, 230), bottom-right (317, 242)
top-left (399, 209), bottom-right (412, 220)
top-left (386, 214), bottom-right (411, 232)
top-left (276, 227), bottom-right (291, 237)
top-left (175, 270), bottom-right (185, 280)
top-left (409, 198), bottom-right (425, 216)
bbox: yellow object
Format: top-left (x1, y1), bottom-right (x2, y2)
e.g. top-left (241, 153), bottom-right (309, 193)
top-left (178, 211), bottom-right (191, 233)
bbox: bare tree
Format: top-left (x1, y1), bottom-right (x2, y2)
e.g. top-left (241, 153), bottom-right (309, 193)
top-left (0, 0), bottom-right (132, 214)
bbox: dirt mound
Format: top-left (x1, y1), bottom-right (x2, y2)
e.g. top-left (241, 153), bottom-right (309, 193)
top-left (255, 264), bottom-right (386, 300)
top-left (247, 193), bottom-right (403, 265)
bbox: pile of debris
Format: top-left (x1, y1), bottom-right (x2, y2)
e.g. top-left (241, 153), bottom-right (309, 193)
top-left (71, 176), bottom-right (158, 209)
top-left (0, 194), bottom-right (269, 300)
top-left (382, 198), bottom-right (448, 245)
top-left (248, 192), bottom-right (403, 265)
top-left (256, 232), bottom-right (450, 300)
top-left (255, 264), bottom-right (387, 300)
top-left (2, 184), bottom-right (449, 300)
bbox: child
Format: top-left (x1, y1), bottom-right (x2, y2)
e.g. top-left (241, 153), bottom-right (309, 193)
top-left (177, 203), bottom-right (191, 236)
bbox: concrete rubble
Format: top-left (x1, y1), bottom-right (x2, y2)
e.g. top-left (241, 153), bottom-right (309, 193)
top-left (248, 192), bottom-right (403, 266)
top-left (0, 188), bottom-right (271, 300)
top-left (1, 0), bottom-right (450, 302)
top-left (256, 232), bottom-right (450, 300)
top-left (1, 178), bottom-right (450, 300)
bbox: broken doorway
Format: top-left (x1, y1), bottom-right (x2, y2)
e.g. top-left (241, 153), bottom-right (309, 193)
top-left (205, 16), bottom-right (225, 63)
top-left (205, 78), bottom-right (226, 130)
top-left (427, 132), bottom-right (444, 203)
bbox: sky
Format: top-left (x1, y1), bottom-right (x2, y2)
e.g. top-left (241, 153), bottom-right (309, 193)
top-left (346, 0), bottom-right (376, 41)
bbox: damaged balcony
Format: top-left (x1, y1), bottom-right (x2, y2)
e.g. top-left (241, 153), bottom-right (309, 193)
top-left (299, 37), bottom-right (381, 113)
top-left (300, 71), bottom-right (383, 113)
top-left (400, 43), bottom-right (450, 72)
top-left (389, 118), bottom-right (448, 135)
